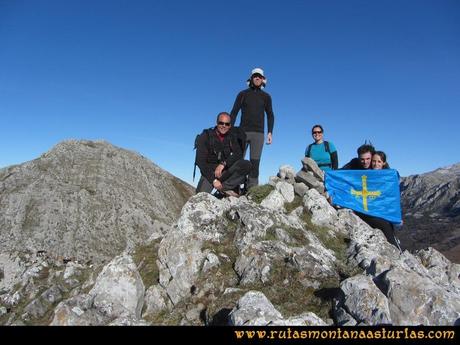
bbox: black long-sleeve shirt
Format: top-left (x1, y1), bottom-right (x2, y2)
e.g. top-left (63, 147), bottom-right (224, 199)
top-left (341, 158), bottom-right (367, 170)
top-left (230, 87), bottom-right (275, 134)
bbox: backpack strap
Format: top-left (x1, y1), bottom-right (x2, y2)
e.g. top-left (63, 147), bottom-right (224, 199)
top-left (193, 128), bottom-right (214, 182)
top-left (307, 141), bottom-right (333, 168)
top-left (306, 143), bottom-right (313, 157)
top-left (307, 142), bottom-right (329, 157)
top-left (324, 141), bottom-right (330, 154)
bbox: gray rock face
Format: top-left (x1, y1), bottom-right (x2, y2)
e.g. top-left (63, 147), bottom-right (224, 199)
top-left (157, 230), bottom-right (206, 305)
top-left (51, 294), bottom-right (107, 326)
top-left (400, 163), bottom-right (460, 263)
top-left (382, 266), bottom-right (460, 325)
top-left (275, 181), bottom-right (295, 203)
top-left (296, 170), bottom-right (321, 189)
top-left (51, 254), bottom-right (146, 325)
top-left (261, 189), bottom-right (287, 210)
top-left (294, 182), bottom-right (309, 197)
top-left (303, 189), bottom-right (338, 228)
top-left (339, 274), bottom-right (391, 325)
top-left (150, 190), bottom-right (341, 325)
top-left (278, 165), bottom-right (297, 184)
top-left (229, 291), bottom-right (327, 326)
top-left (90, 254), bottom-right (145, 319)
top-left (0, 252), bottom-right (25, 292)
top-left (301, 157), bottom-right (324, 182)
top-left (334, 208), bottom-right (460, 326)
top-left (0, 140), bottom-right (194, 263)
top-left (143, 285), bottom-right (172, 318)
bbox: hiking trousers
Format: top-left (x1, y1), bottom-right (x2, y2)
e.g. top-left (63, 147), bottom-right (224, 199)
top-left (244, 131), bottom-right (265, 189)
top-left (196, 159), bottom-right (252, 194)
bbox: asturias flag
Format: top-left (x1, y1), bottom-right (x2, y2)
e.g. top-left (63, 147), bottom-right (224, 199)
top-left (325, 169), bottom-right (402, 224)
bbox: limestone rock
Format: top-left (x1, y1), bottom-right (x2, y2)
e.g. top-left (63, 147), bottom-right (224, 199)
top-left (261, 189), bottom-right (286, 210)
top-left (0, 140), bottom-right (194, 264)
top-left (296, 170), bottom-right (321, 189)
top-left (278, 165), bottom-right (296, 182)
top-left (382, 266), bottom-right (460, 325)
top-left (275, 181), bottom-right (295, 203)
top-left (90, 254), bottom-right (145, 319)
top-left (157, 232), bottom-right (205, 305)
top-left (303, 189), bottom-right (338, 228)
top-left (339, 274), bottom-right (391, 325)
top-left (230, 291), bottom-right (326, 326)
top-left (301, 157), bottom-right (324, 181)
top-left (51, 294), bottom-right (107, 326)
top-left (293, 182), bottom-right (309, 197)
top-left (142, 285), bottom-right (173, 318)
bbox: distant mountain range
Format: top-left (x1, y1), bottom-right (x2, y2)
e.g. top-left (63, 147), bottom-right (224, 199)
top-left (400, 163), bottom-right (460, 263)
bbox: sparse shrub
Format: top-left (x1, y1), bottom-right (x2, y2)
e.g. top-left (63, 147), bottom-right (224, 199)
top-left (284, 195), bottom-right (303, 213)
top-left (247, 184), bottom-right (274, 204)
top-left (132, 239), bottom-right (162, 288)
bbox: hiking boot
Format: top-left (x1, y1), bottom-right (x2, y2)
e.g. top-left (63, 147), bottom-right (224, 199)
top-left (224, 190), bottom-right (240, 198)
top-left (212, 190), bottom-right (225, 199)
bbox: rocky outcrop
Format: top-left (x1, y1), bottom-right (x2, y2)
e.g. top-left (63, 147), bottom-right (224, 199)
top-left (51, 254), bottom-right (145, 325)
top-left (333, 208), bottom-right (460, 325)
top-left (229, 291), bottom-right (327, 326)
top-left (1, 145), bottom-right (459, 326)
top-left (400, 163), bottom-right (460, 263)
top-left (0, 140), bottom-right (194, 264)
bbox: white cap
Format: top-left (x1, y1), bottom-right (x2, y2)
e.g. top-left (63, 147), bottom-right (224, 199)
top-left (250, 67), bottom-right (265, 78)
top-left (247, 67), bottom-right (267, 88)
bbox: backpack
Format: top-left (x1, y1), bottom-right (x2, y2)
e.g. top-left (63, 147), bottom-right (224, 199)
top-left (192, 127), bottom-right (246, 181)
top-left (306, 141), bottom-right (331, 157)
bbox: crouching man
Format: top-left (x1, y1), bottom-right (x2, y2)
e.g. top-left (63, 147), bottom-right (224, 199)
top-left (195, 112), bottom-right (251, 197)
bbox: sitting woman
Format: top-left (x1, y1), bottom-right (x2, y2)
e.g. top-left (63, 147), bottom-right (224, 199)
top-left (305, 125), bottom-right (338, 171)
top-left (372, 151), bottom-right (390, 169)
top-left (356, 150), bottom-right (402, 251)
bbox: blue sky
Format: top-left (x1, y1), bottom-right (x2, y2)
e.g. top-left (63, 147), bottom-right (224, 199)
top-left (1, 0), bottom-right (459, 186)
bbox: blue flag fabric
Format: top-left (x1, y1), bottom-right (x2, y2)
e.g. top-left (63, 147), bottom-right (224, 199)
top-left (325, 169), bottom-right (402, 224)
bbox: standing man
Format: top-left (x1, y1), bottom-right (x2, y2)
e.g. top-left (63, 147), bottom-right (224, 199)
top-left (230, 67), bottom-right (275, 190)
top-left (195, 112), bottom-right (251, 197)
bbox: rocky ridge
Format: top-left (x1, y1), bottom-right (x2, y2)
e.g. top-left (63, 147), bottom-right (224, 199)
top-left (400, 163), bottom-right (460, 263)
top-left (1, 152), bottom-right (459, 326)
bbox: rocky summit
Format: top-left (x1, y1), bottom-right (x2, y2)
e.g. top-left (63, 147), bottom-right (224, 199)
top-left (400, 163), bottom-right (460, 263)
top-left (0, 148), bottom-right (459, 326)
top-left (0, 140), bottom-right (194, 264)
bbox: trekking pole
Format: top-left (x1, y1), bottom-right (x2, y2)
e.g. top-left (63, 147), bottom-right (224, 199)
top-left (393, 233), bottom-right (403, 254)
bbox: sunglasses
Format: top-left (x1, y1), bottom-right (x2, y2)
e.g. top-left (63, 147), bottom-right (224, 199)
top-left (218, 121), bottom-right (231, 127)
top-left (312, 131), bottom-right (323, 134)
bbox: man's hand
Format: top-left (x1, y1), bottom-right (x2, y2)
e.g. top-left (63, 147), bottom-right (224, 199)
top-left (266, 132), bottom-right (272, 145)
top-left (214, 164), bottom-right (225, 178)
top-left (213, 179), bottom-right (223, 191)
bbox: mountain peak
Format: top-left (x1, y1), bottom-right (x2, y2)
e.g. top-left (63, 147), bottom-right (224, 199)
top-left (0, 139), bottom-right (194, 263)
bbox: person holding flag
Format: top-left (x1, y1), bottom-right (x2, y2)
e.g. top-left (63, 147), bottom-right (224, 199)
top-left (326, 148), bottom-right (402, 250)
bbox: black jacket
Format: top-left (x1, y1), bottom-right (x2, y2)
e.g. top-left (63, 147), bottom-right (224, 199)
top-left (196, 127), bottom-right (246, 183)
top-left (341, 158), bottom-right (367, 170)
top-left (230, 87), bottom-right (275, 134)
